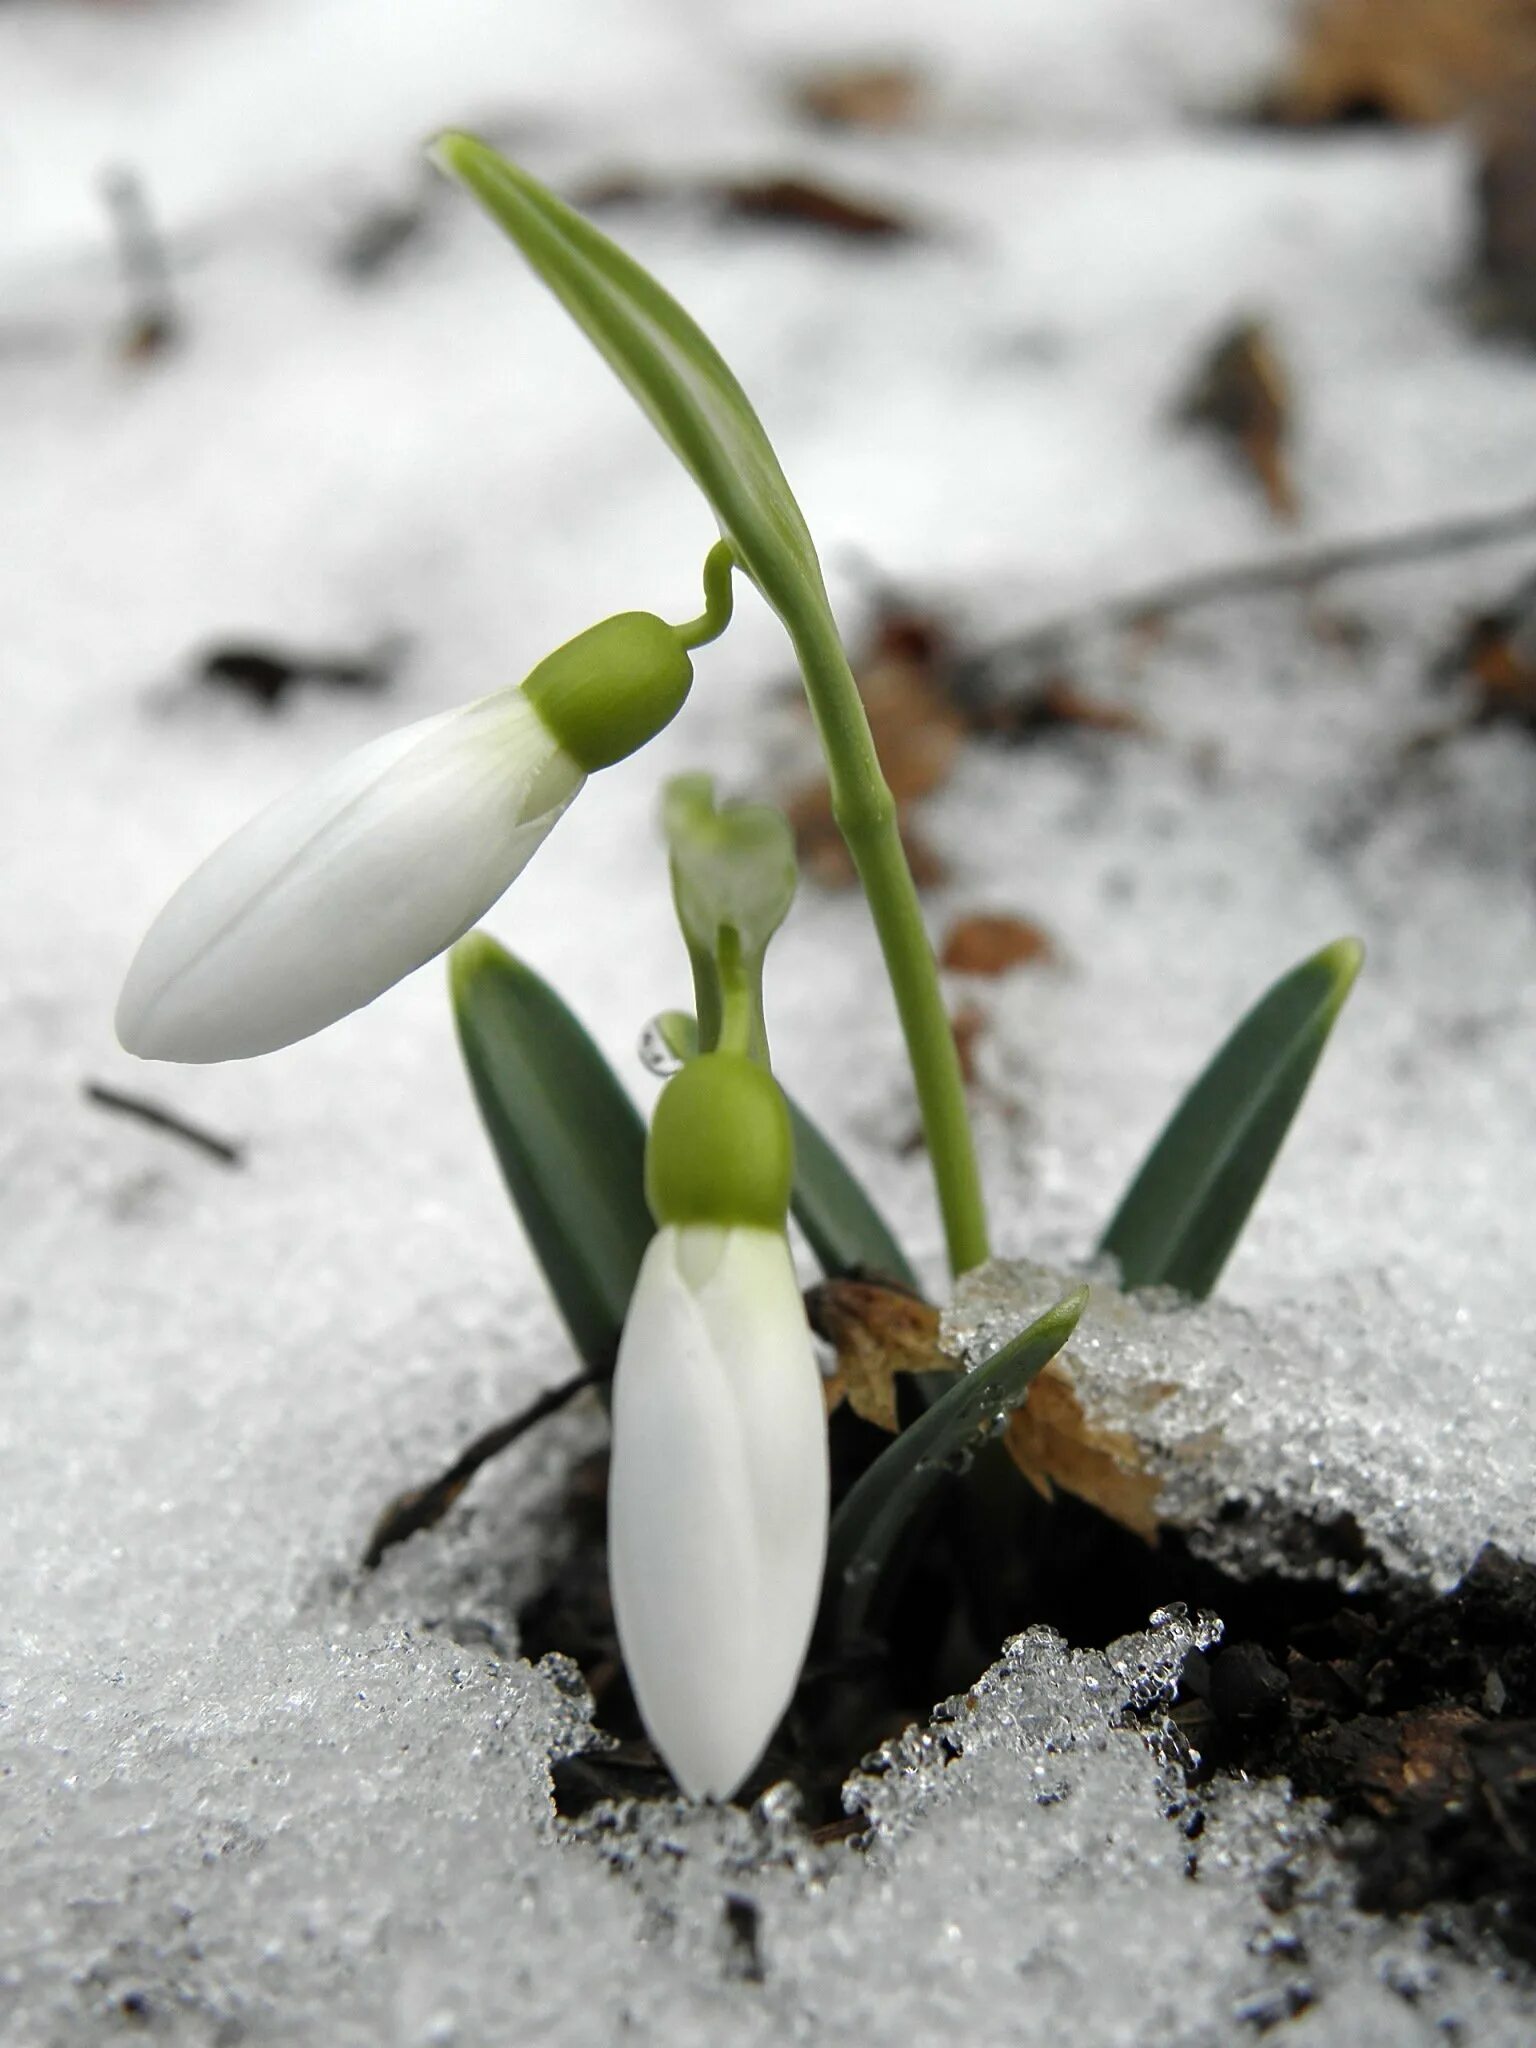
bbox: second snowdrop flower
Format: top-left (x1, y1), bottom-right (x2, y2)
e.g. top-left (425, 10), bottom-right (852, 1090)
top-left (609, 1051), bottom-right (829, 1802)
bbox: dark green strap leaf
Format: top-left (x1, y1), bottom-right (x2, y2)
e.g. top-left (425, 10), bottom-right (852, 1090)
top-left (433, 135), bottom-right (830, 628)
top-left (786, 1097), bottom-right (919, 1291)
top-left (450, 933), bottom-right (653, 1377)
top-left (824, 1287), bottom-right (1088, 1648)
top-left (1099, 937), bottom-right (1363, 1298)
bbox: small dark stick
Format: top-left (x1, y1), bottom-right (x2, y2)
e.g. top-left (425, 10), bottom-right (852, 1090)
top-left (99, 165), bottom-right (179, 358)
top-left (363, 1371), bottom-right (597, 1568)
top-left (83, 1080), bottom-right (243, 1166)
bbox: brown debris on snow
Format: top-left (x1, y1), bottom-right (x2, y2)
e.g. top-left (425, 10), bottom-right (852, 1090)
top-left (940, 912), bottom-right (1055, 977)
top-left (1176, 318), bottom-right (1298, 523)
top-left (790, 63), bottom-right (927, 130)
top-left (1267, 0), bottom-right (1536, 126)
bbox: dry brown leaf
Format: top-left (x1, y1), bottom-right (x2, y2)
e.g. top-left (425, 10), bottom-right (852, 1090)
top-left (811, 1274), bottom-right (1166, 1538)
top-left (723, 176), bottom-right (918, 240)
top-left (792, 63), bottom-right (926, 129)
top-left (572, 170), bottom-right (919, 241)
top-left (967, 671), bottom-right (1147, 743)
top-left (1005, 1360), bottom-right (1164, 1543)
top-left (1470, 98), bottom-right (1536, 340)
top-left (949, 999), bottom-right (988, 1086)
top-left (940, 912), bottom-right (1054, 976)
top-left (1437, 577), bottom-right (1536, 725)
top-left (1177, 319), bottom-right (1297, 522)
top-left (807, 1278), bottom-right (954, 1433)
top-left (1270, 0), bottom-right (1536, 125)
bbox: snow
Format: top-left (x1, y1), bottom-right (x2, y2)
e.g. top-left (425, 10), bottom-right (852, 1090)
top-left (4, 0), bottom-right (1536, 2040)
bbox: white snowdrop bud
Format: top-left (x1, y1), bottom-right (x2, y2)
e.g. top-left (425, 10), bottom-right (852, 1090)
top-left (116, 688), bottom-right (584, 1062)
top-left (608, 1221), bottom-right (829, 1801)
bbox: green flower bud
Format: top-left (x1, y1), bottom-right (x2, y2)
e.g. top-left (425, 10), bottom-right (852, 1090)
top-left (524, 613), bottom-right (693, 773)
top-left (645, 1052), bottom-right (794, 1230)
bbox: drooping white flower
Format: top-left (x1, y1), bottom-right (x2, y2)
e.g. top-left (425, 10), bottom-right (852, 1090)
top-left (117, 610), bottom-right (699, 1063)
top-left (116, 689), bottom-right (585, 1062)
top-left (608, 1222), bottom-right (828, 1801)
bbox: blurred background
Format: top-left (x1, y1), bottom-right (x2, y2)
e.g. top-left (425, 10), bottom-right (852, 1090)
top-left (6, 0), bottom-right (1536, 1275)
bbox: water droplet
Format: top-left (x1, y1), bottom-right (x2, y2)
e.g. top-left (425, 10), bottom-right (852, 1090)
top-left (638, 1016), bottom-right (684, 1077)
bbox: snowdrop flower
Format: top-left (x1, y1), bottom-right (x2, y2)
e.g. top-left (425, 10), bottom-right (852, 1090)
top-left (609, 1050), bottom-right (829, 1800)
top-left (117, 612), bottom-right (694, 1062)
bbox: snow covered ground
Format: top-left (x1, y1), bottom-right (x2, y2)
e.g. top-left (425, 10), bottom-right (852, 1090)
top-left (3, 1), bottom-right (1535, 2040)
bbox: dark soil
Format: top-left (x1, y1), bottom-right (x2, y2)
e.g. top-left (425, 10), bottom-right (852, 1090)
top-left (519, 1438), bottom-right (1536, 1962)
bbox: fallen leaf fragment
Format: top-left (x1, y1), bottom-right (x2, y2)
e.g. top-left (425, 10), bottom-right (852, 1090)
top-left (724, 176), bottom-right (917, 239)
top-left (1177, 318), bottom-right (1298, 522)
top-left (1435, 572), bottom-right (1536, 725)
top-left (958, 663), bottom-right (1147, 744)
top-left (572, 168), bottom-right (919, 241)
top-left (949, 999), bottom-right (988, 1086)
top-left (1267, 0), bottom-right (1536, 126)
top-left (194, 635), bottom-right (402, 709)
top-left (1005, 1359), bottom-right (1164, 1543)
top-left (808, 1277), bottom-right (954, 1434)
top-left (792, 63), bottom-right (926, 129)
top-left (940, 912), bottom-right (1054, 976)
top-left (1469, 97), bottom-right (1536, 341)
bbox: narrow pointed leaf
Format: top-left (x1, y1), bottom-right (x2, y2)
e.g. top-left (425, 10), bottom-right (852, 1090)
top-left (786, 1098), bottom-right (919, 1290)
top-left (451, 933), bottom-right (652, 1376)
top-left (1099, 937), bottom-right (1363, 1298)
top-left (432, 134), bottom-right (830, 627)
top-left (824, 1287), bottom-right (1088, 1648)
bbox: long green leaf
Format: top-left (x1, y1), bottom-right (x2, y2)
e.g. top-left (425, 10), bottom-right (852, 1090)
top-left (786, 1098), bottom-right (919, 1290)
top-left (1099, 937), bottom-right (1363, 1298)
top-left (451, 933), bottom-right (653, 1376)
top-left (433, 134), bottom-right (830, 626)
top-left (824, 1288), bottom-right (1088, 1648)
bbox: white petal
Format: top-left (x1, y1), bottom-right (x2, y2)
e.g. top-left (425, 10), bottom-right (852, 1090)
top-left (116, 690), bottom-right (584, 1061)
top-left (608, 1225), bottom-right (829, 1800)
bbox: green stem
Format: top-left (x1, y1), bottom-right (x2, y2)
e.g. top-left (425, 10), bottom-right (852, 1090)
top-left (783, 601), bottom-right (990, 1276)
top-left (715, 926), bottom-right (754, 1058)
top-left (673, 539), bottom-right (737, 651)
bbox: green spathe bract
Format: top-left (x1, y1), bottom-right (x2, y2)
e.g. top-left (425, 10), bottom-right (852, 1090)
top-left (431, 133), bottom-right (826, 623)
top-left (663, 773), bottom-right (798, 1061)
top-left (1100, 937), bottom-right (1364, 1297)
top-left (645, 1053), bottom-right (794, 1231)
top-left (524, 612), bottom-right (694, 772)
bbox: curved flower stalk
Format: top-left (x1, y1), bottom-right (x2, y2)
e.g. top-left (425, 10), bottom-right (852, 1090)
top-left (434, 135), bottom-right (990, 1278)
top-left (609, 1051), bottom-right (828, 1800)
top-left (117, 585), bottom-right (733, 1064)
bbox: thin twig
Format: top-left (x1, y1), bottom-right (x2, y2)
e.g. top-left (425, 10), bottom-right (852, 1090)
top-left (83, 1080), bottom-right (244, 1166)
top-left (363, 1370), bottom-right (597, 1568)
top-left (966, 496), bottom-right (1536, 681)
top-left (100, 166), bottom-right (179, 357)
